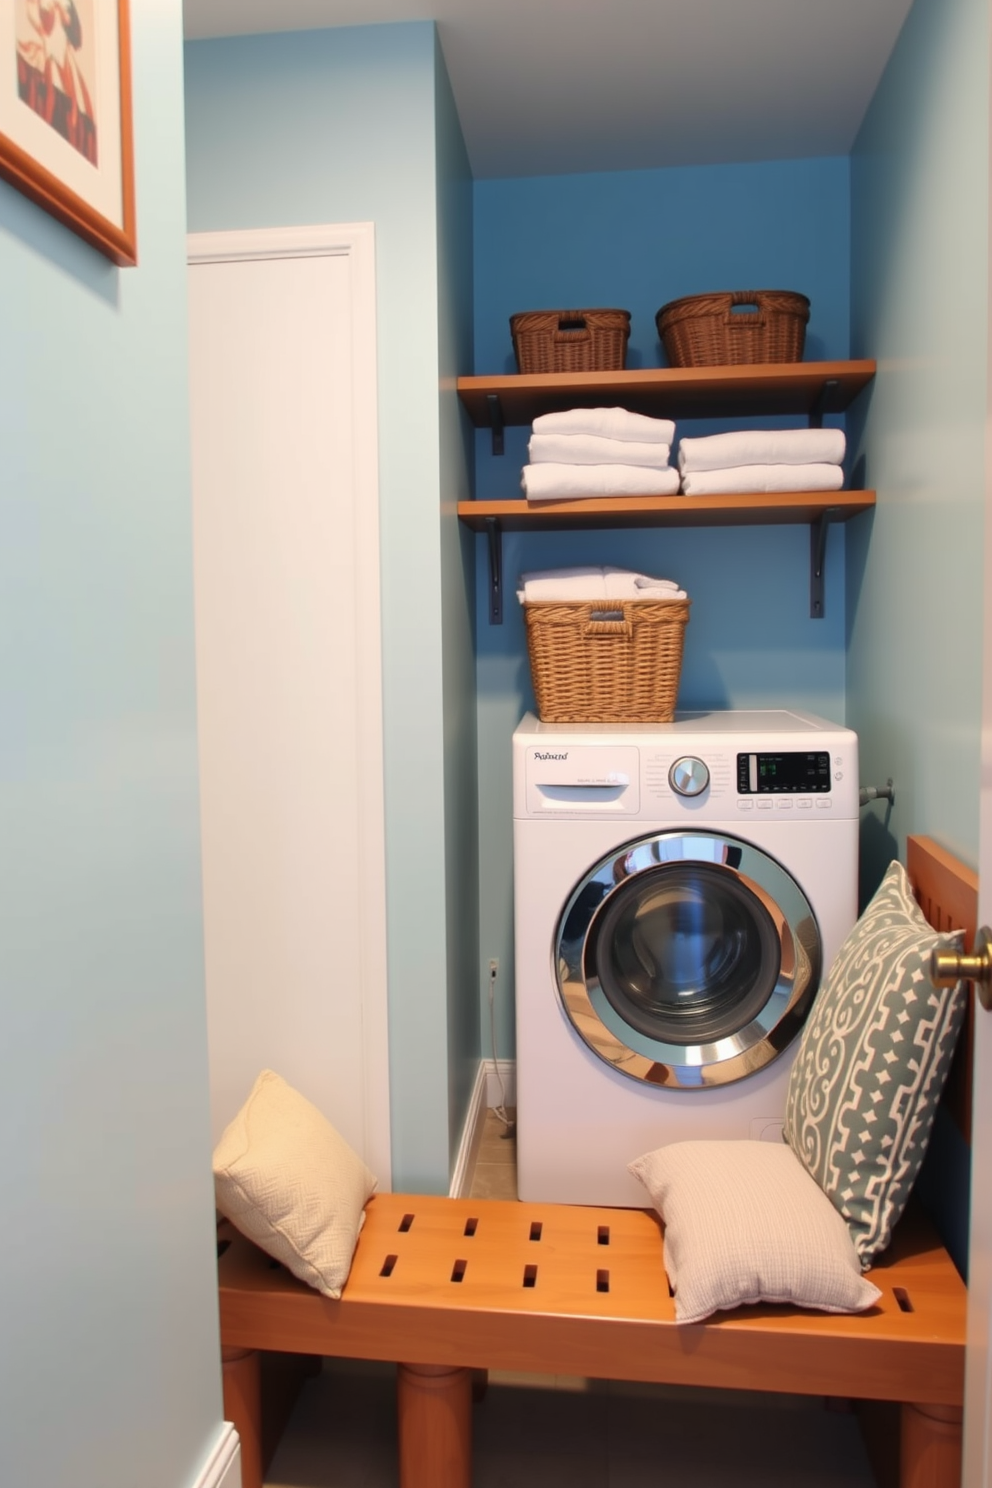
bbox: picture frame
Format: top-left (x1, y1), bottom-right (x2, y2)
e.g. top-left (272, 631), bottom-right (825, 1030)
top-left (0, 0), bottom-right (136, 265)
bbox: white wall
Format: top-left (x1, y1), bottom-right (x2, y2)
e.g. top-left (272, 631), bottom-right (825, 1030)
top-left (0, 2), bottom-right (224, 1484)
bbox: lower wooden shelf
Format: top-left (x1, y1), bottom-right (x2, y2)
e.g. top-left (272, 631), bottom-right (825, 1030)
top-left (458, 490), bottom-right (875, 624)
top-left (457, 489), bottom-right (875, 532)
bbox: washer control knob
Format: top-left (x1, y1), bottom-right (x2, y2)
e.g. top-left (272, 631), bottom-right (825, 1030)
top-left (669, 756), bottom-right (710, 797)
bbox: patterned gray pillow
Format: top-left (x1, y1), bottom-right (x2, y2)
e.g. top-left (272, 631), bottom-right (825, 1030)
top-left (784, 859), bottom-right (966, 1267)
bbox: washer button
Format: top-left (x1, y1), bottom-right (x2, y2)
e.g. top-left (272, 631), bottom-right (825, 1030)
top-left (756, 799), bottom-right (774, 811)
top-left (737, 799), bottom-right (755, 811)
top-left (796, 799), bottom-right (813, 811)
top-left (775, 799), bottom-right (794, 810)
top-left (816, 799), bottom-right (833, 809)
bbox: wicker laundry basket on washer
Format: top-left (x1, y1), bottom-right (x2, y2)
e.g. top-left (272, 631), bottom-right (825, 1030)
top-left (522, 596), bottom-right (690, 723)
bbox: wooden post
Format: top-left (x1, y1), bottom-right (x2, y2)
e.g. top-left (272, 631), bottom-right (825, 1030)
top-left (397, 1362), bottom-right (472, 1488)
top-left (221, 1346), bottom-right (263, 1488)
top-left (900, 1403), bottom-right (963, 1488)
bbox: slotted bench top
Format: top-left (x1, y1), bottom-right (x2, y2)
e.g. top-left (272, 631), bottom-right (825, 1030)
top-left (217, 1191), bottom-right (966, 1407)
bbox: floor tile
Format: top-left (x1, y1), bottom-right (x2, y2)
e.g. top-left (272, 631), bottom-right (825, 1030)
top-left (467, 1162), bottom-right (518, 1199)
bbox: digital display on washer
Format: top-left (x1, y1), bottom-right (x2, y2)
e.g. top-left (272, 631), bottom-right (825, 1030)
top-left (737, 751), bottom-right (831, 794)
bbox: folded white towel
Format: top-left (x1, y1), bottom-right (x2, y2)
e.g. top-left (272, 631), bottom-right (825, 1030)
top-left (515, 567), bottom-right (611, 603)
top-left (529, 433), bottom-right (672, 469)
top-left (680, 463), bottom-right (845, 496)
top-left (516, 566), bottom-right (686, 604)
top-left (522, 463), bottom-right (682, 502)
top-left (678, 428), bottom-right (846, 473)
top-left (604, 566), bottom-right (686, 599)
top-left (532, 406), bottom-right (675, 445)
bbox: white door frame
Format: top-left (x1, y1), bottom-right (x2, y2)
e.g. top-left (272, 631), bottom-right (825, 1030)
top-left (187, 222), bottom-right (391, 1187)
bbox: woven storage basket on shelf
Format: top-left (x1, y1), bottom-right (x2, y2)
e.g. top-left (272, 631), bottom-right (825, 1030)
top-left (522, 597), bottom-right (690, 724)
top-left (655, 290), bottom-right (810, 367)
top-left (510, 308), bottom-right (631, 374)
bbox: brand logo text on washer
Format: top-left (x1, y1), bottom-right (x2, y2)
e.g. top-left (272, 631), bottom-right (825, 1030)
top-left (534, 750), bottom-right (568, 760)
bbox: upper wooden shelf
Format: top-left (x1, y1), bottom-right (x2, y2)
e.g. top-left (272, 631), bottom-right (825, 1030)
top-left (457, 489), bottom-right (875, 533)
top-left (457, 360), bottom-right (876, 429)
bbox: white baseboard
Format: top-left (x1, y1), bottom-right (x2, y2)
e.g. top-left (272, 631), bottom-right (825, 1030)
top-left (450, 1060), bottom-right (517, 1198)
top-left (192, 1423), bottom-right (240, 1488)
top-left (450, 1061), bottom-right (488, 1197)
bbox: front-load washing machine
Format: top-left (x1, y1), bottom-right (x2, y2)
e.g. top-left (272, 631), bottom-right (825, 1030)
top-left (512, 708), bottom-right (859, 1206)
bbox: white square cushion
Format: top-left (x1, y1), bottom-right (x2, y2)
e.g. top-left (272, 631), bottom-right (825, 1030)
top-left (213, 1069), bottom-right (377, 1298)
top-left (629, 1139), bottom-right (881, 1324)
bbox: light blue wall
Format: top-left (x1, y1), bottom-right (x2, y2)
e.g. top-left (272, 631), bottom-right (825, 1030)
top-left (434, 34), bottom-right (481, 1164)
top-left (0, 2), bottom-right (223, 1485)
top-left (184, 23), bottom-right (478, 1191)
top-left (473, 158), bottom-right (854, 1059)
top-left (848, 0), bottom-right (988, 1274)
top-left (849, 0), bottom-right (987, 891)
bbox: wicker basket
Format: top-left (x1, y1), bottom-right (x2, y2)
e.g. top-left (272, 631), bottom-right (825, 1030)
top-left (510, 308), bottom-right (631, 374)
top-left (522, 597), bottom-right (690, 723)
top-left (656, 290), bottom-right (810, 367)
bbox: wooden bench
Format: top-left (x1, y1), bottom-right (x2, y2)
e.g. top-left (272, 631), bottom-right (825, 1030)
top-left (218, 834), bottom-right (976, 1488)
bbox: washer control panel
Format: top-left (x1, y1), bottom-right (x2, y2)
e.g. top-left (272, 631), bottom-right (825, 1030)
top-left (514, 715), bottom-right (859, 822)
top-left (737, 751), bottom-right (831, 794)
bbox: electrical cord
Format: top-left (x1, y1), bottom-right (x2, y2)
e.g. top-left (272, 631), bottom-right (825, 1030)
top-left (488, 959), bottom-right (515, 1135)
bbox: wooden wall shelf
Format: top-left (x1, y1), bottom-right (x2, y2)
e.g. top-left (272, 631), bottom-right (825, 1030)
top-left (456, 360), bottom-right (877, 622)
top-left (457, 360), bottom-right (876, 450)
top-left (456, 490), bottom-right (874, 533)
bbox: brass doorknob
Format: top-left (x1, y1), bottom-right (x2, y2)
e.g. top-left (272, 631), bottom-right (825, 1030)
top-left (930, 925), bottom-right (992, 1010)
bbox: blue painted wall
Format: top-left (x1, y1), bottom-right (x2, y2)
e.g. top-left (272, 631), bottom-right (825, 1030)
top-left (848, 0), bottom-right (988, 1275)
top-left (849, 0), bottom-right (987, 888)
top-left (434, 32), bottom-right (481, 1165)
top-left (184, 23), bottom-right (478, 1191)
top-left (0, 2), bottom-right (223, 1484)
top-left (473, 158), bottom-right (854, 1060)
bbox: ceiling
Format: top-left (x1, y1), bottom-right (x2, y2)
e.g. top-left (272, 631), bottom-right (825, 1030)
top-left (182, 0), bottom-right (915, 180)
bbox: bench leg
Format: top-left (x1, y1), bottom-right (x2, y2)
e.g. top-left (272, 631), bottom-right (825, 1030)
top-left (397, 1363), bottom-right (472, 1488)
top-left (900, 1403), bottom-right (963, 1488)
top-left (222, 1347), bottom-right (263, 1488)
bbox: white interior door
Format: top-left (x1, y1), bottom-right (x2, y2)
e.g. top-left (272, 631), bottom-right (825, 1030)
top-left (187, 224), bottom-right (390, 1186)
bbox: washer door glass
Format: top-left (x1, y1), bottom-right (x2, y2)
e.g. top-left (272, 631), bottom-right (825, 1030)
top-left (555, 831), bottom-right (821, 1089)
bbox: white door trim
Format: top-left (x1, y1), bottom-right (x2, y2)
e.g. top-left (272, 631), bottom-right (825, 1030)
top-left (186, 222), bottom-right (391, 1187)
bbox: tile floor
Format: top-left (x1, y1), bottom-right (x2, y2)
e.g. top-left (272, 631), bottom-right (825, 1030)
top-left (263, 1109), bottom-right (877, 1487)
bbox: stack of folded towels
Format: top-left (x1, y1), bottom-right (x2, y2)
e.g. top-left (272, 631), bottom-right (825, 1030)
top-left (516, 565), bottom-right (687, 604)
top-left (677, 427), bottom-right (846, 495)
top-left (521, 406), bottom-right (681, 502)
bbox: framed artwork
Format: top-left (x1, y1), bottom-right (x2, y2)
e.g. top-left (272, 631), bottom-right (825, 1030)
top-left (0, 0), bottom-right (135, 264)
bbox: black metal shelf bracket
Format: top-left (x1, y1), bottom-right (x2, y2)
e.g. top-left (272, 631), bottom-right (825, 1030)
top-left (809, 378), bottom-right (840, 429)
top-left (487, 394), bottom-right (505, 456)
top-left (485, 517), bottom-right (503, 624)
top-left (810, 509), bottom-right (840, 619)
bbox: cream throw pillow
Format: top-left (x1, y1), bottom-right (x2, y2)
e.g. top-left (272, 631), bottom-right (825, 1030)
top-left (213, 1069), bottom-right (377, 1298)
top-left (629, 1139), bottom-right (881, 1324)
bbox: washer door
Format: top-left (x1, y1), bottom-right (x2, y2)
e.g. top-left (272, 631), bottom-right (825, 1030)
top-left (555, 830), bottom-right (821, 1088)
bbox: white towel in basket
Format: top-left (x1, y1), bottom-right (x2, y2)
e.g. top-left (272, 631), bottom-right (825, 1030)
top-left (532, 407), bottom-right (676, 445)
top-left (680, 463), bottom-right (845, 496)
top-left (529, 433), bottom-right (673, 469)
top-left (522, 463), bottom-right (681, 502)
top-left (677, 428), bottom-right (846, 473)
top-left (516, 567), bottom-right (686, 604)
